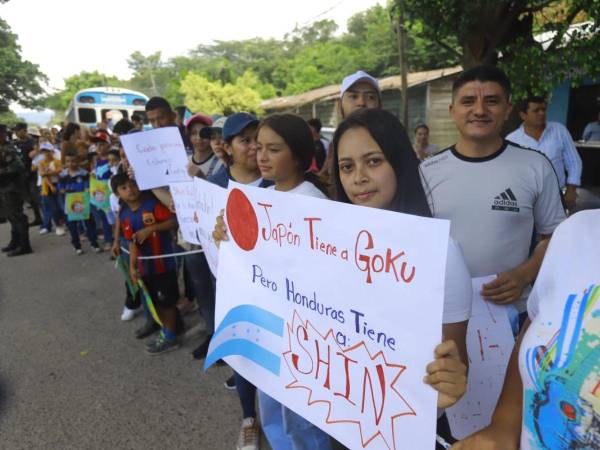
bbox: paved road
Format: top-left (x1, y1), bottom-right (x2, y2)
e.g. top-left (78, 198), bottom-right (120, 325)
top-left (0, 221), bottom-right (248, 450)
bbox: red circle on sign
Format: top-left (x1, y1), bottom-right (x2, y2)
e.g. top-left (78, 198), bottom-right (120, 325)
top-left (226, 188), bottom-right (259, 251)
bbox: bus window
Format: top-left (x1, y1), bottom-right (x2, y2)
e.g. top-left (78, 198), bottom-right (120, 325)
top-left (78, 108), bottom-right (97, 123)
top-left (101, 109), bottom-right (128, 121)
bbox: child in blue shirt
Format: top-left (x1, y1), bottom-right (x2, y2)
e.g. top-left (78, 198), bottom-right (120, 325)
top-left (113, 174), bottom-right (183, 355)
top-left (90, 130), bottom-right (114, 249)
top-left (58, 151), bottom-right (100, 254)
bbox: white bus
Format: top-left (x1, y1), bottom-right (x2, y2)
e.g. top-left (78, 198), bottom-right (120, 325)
top-left (65, 87), bottom-right (149, 127)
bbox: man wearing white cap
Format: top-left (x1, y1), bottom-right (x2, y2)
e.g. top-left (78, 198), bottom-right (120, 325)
top-left (320, 70), bottom-right (382, 179)
top-left (338, 70), bottom-right (381, 118)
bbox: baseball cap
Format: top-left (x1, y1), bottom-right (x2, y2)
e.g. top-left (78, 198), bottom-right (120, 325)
top-left (340, 70), bottom-right (380, 98)
top-left (205, 116), bottom-right (228, 137)
top-left (91, 130), bottom-right (111, 144)
top-left (39, 142), bottom-right (55, 151)
top-left (185, 113), bottom-right (213, 132)
top-left (222, 113), bottom-right (259, 142)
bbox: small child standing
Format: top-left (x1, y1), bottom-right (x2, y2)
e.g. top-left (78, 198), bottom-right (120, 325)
top-left (90, 130), bottom-right (114, 250)
top-left (109, 173), bottom-right (143, 323)
top-left (113, 175), bottom-right (183, 355)
top-left (58, 151), bottom-right (100, 254)
top-left (34, 142), bottom-right (65, 236)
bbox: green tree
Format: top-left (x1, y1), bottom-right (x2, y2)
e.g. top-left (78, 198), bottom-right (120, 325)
top-left (0, 17), bottom-right (46, 111)
top-left (179, 72), bottom-right (263, 116)
top-left (0, 109), bottom-right (20, 127)
top-left (400, 0), bottom-right (600, 98)
top-left (45, 71), bottom-right (122, 113)
top-left (126, 51), bottom-right (168, 97)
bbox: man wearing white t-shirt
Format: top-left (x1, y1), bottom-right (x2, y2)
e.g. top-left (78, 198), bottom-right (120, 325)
top-left (420, 66), bottom-right (566, 316)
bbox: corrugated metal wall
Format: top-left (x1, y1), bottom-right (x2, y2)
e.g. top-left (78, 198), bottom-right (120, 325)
top-left (265, 75), bottom-right (460, 149)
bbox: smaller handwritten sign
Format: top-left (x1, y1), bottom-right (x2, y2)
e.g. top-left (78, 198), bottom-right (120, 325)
top-left (65, 192), bottom-right (90, 221)
top-left (446, 276), bottom-right (515, 439)
top-left (120, 127), bottom-right (191, 190)
top-left (169, 179), bottom-right (227, 276)
top-left (90, 178), bottom-right (111, 212)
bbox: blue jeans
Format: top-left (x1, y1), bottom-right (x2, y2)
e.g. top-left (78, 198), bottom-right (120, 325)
top-left (41, 193), bottom-right (63, 230)
top-left (66, 219), bottom-right (98, 250)
top-left (184, 251), bottom-right (215, 334)
top-left (90, 204), bottom-right (113, 244)
top-left (258, 391), bottom-right (332, 450)
top-left (235, 372), bottom-right (257, 419)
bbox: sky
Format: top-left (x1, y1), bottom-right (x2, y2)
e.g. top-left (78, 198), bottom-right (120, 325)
top-left (2, 0), bottom-right (385, 98)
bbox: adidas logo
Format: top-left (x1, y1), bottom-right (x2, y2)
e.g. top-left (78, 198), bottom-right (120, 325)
top-left (491, 188), bottom-right (520, 212)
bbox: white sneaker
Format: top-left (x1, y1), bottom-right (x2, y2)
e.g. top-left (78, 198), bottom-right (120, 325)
top-left (39, 228), bottom-right (49, 235)
top-left (120, 307), bottom-right (138, 321)
top-left (92, 246), bottom-right (102, 253)
top-left (237, 417), bottom-right (259, 450)
top-left (75, 249), bottom-right (84, 255)
top-left (55, 226), bottom-right (66, 236)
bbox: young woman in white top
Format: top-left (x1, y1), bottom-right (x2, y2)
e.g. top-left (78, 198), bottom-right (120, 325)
top-left (331, 109), bottom-right (471, 448)
top-left (214, 113), bottom-right (331, 450)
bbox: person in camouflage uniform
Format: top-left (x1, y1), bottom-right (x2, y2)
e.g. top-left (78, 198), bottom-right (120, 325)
top-left (12, 122), bottom-right (42, 225)
top-left (0, 124), bottom-right (32, 256)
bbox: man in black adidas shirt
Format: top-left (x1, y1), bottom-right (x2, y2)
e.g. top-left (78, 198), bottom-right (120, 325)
top-left (420, 66), bottom-right (565, 314)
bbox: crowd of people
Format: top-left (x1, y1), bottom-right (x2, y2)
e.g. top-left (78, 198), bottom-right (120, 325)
top-left (0, 64), bottom-right (597, 450)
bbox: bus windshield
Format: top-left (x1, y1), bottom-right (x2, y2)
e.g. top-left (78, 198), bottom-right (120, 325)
top-left (66, 87), bottom-right (149, 129)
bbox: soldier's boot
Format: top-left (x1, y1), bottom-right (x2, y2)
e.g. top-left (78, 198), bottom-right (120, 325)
top-left (1, 228), bottom-right (19, 252)
top-left (7, 215), bottom-right (32, 257)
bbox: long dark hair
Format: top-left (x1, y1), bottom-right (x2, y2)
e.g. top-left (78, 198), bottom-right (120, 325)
top-left (62, 122), bottom-right (80, 141)
top-left (332, 109), bottom-right (431, 217)
top-left (258, 113), bottom-right (329, 196)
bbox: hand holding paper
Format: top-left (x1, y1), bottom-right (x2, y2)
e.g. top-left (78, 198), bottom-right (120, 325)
top-left (425, 340), bottom-right (467, 408)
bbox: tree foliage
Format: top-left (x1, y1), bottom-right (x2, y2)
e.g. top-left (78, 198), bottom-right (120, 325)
top-left (179, 71), bottom-right (263, 116)
top-left (44, 71), bottom-right (123, 113)
top-left (400, 0), bottom-right (600, 98)
top-left (0, 17), bottom-right (46, 112)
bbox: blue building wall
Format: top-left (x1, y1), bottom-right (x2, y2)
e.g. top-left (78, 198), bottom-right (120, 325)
top-left (547, 81), bottom-right (571, 125)
top-left (547, 77), bottom-right (600, 125)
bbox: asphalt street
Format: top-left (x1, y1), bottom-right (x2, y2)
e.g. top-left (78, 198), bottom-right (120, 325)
top-left (0, 220), bottom-right (251, 450)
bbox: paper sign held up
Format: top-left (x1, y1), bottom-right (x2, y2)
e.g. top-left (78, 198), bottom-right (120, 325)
top-left (446, 276), bottom-right (515, 439)
top-left (120, 127), bottom-right (191, 190)
top-left (206, 182), bottom-right (451, 450)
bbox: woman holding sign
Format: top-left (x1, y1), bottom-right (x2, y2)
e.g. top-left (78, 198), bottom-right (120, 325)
top-left (214, 113), bottom-right (332, 450)
top-left (331, 109), bottom-right (471, 448)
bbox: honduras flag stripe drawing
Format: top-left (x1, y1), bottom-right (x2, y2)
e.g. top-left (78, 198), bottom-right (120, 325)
top-left (205, 305), bottom-right (284, 375)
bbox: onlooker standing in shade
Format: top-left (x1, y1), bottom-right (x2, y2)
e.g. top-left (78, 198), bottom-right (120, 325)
top-left (506, 95), bottom-right (582, 211)
top-left (582, 110), bottom-right (600, 141)
top-left (413, 123), bottom-right (439, 160)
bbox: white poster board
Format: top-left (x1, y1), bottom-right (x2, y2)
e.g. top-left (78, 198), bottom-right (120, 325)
top-left (446, 276), bottom-right (515, 439)
top-left (169, 178), bottom-right (226, 275)
top-left (206, 182), bottom-right (451, 450)
top-left (120, 127), bottom-right (190, 190)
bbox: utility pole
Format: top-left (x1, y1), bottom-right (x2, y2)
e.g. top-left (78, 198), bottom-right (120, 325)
top-left (394, 0), bottom-right (409, 126)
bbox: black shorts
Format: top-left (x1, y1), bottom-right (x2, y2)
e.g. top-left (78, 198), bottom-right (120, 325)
top-left (142, 271), bottom-right (179, 308)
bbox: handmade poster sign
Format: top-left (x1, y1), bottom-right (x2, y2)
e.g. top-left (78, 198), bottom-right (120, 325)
top-left (446, 276), bottom-right (515, 439)
top-left (65, 191), bottom-right (90, 221)
top-left (169, 178), bottom-right (226, 275)
top-left (90, 177), bottom-right (111, 212)
top-left (206, 182), bottom-right (451, 450)
top-left (120, 127), bottom-right (190, 190)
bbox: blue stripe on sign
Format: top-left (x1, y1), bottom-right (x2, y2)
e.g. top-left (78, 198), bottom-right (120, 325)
top-left (213, 304), bottom-right (284, 338)
top-left (204, 339), bottom-right (281, 376)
